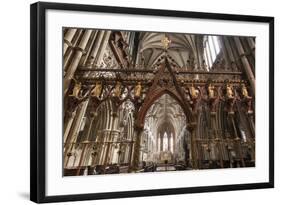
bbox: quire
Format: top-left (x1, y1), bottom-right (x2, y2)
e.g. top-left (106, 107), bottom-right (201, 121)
top-left (63, 29), bottom-right (255, 176)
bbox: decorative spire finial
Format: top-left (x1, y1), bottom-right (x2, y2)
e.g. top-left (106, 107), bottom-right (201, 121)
top-left (161, 35), bottom-right (171, 50)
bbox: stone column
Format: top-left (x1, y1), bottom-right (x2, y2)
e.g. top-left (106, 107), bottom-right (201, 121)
top-left (63, 111), bottom-right (76, 144)
top-left (65, 100), bottom-right (89, 144)
top-left (81, 31), bottom-right (98, 66)
top-left (173, 134), bottom-right (176, 153)
top-left (123, 143), bottom-right (129, 164)
top-left (127, 140), bottom-right (134, 167)
top-left (223, 37), bottom-right (237, 71)
top-left (95, 31), bottom-right (111, 66)
top-left (156, 135), bottom-right (159, 152)
top-left (230, 113), bottom-right (245, 167)
top-left (87, 31), bottom-right (105, 66)
top-left (197, 36), bottom-right (205, 70)
top-left (79, 115), bottom-right (97, 168)
top-left (64, 28), bottom-right (77, 55)
top-left (64, 30), bottom-right (92, 95)
top-left (234, 37), bottom-right (256, 96)
top-left (131, 126), bottom-right (144, 171)
top-left (94, 131), bottom-right (102, 165)
top-left (64, 29), bottom-right (83, 71)
top-left (107, 132), bottom-right (119, 165)
top-left (211, 112), bottom-right (224, 168)
top-left (103, 111), bottom-right (118, 165)
top-left (64, 100), bottom-right (89, 164)
top-left (168, 134), bottom-right (171, 151)
top-left (187, 122), bottom-right (198, 169)
top-left (100, 130), bottom-right (110, 165)
top-left (160, 135), bottom-right (163, 151)
top-left (98, 143), bottom-right (106, 165)
top-left (217, 36), bottom-right (230, 69)
top-left (76, 140), bottom-right (90, 175)
top-left (247, 113), bottom-right (255, 138)
top-left (247, 37), bottom-right (255, 56)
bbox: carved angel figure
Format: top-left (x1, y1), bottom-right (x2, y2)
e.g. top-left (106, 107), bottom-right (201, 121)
top-left (114, 81), bottom-right (122, 97)
top-left (208, 84), bottom-right (215, 98)
top-left (91, 81), bottom-right (102, 97)
top-left (70, 81), bottom-right (82, 98)
top-left (134, 82), bottom-right (142, 97)
top-left (189, 84), bottom-right (199, 99)
top-left (226, 84), bottom-right (234, 98)
top-left (241, 83), bottom-right (249, 98)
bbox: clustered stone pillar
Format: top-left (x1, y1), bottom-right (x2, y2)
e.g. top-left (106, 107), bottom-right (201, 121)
top-left (86, 31), bottom-right (105, 66)
top-left (64, 100), bottom-right (89, 167)
top-left (217, 36), bottom-right (230, 69)
top-left (63, 110), bottom-right (76, 144)
top-left (131, 125), bottom-right (144, 171)
top-left (101, 131), bottom-right (111, 165)
top-left (229, 113), bottom-right (245, 167)
top-left (234, 37), bottom-right (255, 96)
top-left (160, 135), bottom-right (163, 151)
top-left (79, 114), bottom-right (98, 169)
top-left (187, 122), bottom-right (198, 169)
top-left (196, 36), bottom-right (204, 70)
top-left (102, 112), bottom-right (118, 165)
top-left (64, 30), bottom-right (93, 95)
top-left (63, 28), bottom-right (77, 55)
top-left (127, 139), bottom-right (134, 167)
top-left (223, 36), bottom-right (237, 71)
top-left (95, 131), bottom-right (104, 165)
top-left (210, 111), bottom-right (224, 168)
top-left (63, 28), bottom-right (114, 170)
top-left (79, 31), bottom-right (97, 66)
top-left (85, 31), bottom-right (111, 67)
top-left (76, 140), bottom-right (90, 175)
top-left (64, 29), bottom-right (83, 72)
top-left (247, 37), bottom-right (255, 57)
top-left (75, 109), bottom-right (100, 175)
top-left (167, 134), bottom-right (171, 151)
top-left (96, 31), bottom-right (112, 65)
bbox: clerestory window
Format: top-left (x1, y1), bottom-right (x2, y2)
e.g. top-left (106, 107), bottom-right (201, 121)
top-left (204, 35), bottom-right (221, 70)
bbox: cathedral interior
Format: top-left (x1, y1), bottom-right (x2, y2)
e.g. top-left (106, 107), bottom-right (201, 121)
top-left (63, 28), bottom-right (255, 176)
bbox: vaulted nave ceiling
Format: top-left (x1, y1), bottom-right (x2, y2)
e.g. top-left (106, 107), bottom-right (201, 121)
top-left (138, 32), bottom-right (204, 69)
top-left (145, 94), bottom-right (186, 140)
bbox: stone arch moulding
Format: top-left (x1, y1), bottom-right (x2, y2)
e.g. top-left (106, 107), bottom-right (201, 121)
top-left (136, 88), bottom-right (192, 127)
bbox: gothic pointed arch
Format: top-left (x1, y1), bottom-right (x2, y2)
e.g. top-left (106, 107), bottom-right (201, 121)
top-left (136, 59), bottom-right (194, 127)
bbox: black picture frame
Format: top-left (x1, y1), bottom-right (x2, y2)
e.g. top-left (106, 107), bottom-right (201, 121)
top-left (30, 1), bottom-right (274, 203)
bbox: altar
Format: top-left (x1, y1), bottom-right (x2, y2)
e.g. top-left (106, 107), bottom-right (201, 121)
top-left (159, 151), bottom-right (173, 163)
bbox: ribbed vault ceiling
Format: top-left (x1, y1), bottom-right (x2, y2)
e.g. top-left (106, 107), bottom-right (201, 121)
top-left (138, 32), bottom-right (204, 69)
top-left (144, 94), bottom-right (186, 140)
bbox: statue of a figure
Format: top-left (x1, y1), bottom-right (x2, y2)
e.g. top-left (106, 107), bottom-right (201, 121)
top-left (114, 81), bottom-right (122, 97)
top-left (226, 84), bottom-right (234, 98)
top-left (189, 84), bottom-right (199, 99)
top-left (70, 81), bottom-right (82, 98)
top-left (134, 82), bottom-right (142, 97)
top-left (241, 83), bottom-right (249, 98)
top-left (208, 83), bottom-right (215, 98)
top-left (91, 81), bottom-right (102, 97)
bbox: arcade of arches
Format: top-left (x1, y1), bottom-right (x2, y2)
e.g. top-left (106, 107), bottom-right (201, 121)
top-left (63, 28), bottom-right (255, 176)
